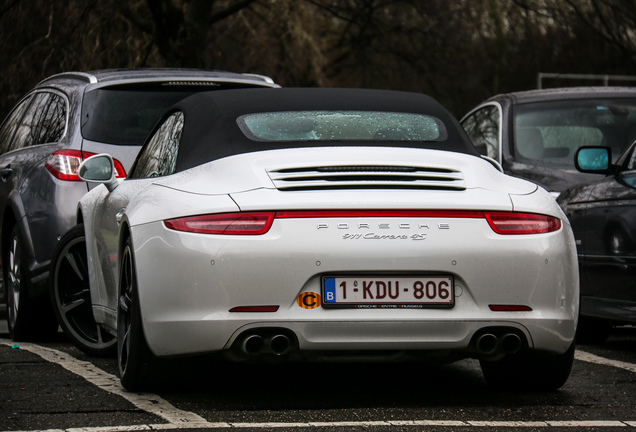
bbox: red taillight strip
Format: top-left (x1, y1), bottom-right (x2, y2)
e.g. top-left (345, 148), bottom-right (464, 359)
top-left (164, 210), bottom-right (560, 236)
top-left (275, 210), bottom-right (485, 219)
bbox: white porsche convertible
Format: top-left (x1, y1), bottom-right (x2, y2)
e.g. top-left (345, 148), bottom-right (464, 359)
top-left (50, 88), bottom-right (579, 391)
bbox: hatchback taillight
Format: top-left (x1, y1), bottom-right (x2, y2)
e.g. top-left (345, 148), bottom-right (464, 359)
top-left (164, 212), bottom-right (276, 235)
top-left (484, 212), bottom-right (561, 234)
top-left (45, 150), bottom-right (126, 181)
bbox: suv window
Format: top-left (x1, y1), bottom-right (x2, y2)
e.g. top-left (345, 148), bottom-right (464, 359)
top-left (0, 96), bottom-right (33, 154)
top-left (82, 85), bottom-right (213, 146)
top-left (38, 92), bottom-right (67, 144)
top-left (11, 92), bottom-right (67, 151)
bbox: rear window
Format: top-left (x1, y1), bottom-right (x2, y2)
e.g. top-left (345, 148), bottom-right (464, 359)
top-left (237, 111), bottom-right (448, 142)
top-left (81, 84), bottom-right (262, 146)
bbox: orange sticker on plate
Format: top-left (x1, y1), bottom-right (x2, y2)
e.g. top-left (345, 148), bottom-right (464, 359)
top-left (297, 292), bottom-right (321, 309)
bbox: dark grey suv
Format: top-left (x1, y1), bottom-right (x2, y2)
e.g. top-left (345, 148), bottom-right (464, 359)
top-left (0, 69), bottom-right (279, 341)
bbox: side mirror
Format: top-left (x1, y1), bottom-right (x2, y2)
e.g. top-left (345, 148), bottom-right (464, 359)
top-left (78, 154), bottom-right (119, 192)
top-left (574, 146), bottom-right (613, 174)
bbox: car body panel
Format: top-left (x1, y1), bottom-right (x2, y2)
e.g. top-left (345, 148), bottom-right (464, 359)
top-left (128, 213), bottom-right (576, 357)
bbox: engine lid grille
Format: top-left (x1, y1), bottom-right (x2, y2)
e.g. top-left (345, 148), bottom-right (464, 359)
top-left (267, 165), bottom-right (466, 191)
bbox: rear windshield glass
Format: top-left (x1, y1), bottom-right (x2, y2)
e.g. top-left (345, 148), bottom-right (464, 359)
top-left (513, 98), bottom-right (636, 167)
top-left (237, 111), bottom-right (448, 142)
top-left (82, 85), bottom-right (220, 146)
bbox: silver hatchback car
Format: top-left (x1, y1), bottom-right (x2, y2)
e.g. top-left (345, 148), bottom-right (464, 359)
top-left (0, 69), bottom-right (278, 341)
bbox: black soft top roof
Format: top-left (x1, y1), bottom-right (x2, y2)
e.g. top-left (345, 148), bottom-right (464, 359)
top-left (170, 87), bottom-right (477, 172)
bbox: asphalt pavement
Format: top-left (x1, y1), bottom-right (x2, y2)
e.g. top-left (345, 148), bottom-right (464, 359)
top-left (2, 311), bottom-right (636, 432)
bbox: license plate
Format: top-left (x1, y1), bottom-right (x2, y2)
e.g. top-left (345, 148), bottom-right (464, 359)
top-left (322, 275), bottom-right (454, 309)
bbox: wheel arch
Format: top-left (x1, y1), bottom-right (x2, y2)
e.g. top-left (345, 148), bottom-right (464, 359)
top-left (117, 221), bottom-right (134, 298)
top-left (1, 208), bottom-right (17, 258)
top-left (118, 221), bottom-right (132, 261)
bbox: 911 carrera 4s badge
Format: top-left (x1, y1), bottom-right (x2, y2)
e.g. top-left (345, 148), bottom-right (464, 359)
top-left (297, 292), bottom-right (321, 309)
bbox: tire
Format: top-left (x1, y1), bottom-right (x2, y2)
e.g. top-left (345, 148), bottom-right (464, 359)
top-left (480, 343), bottom-right (575, 391)
top-left (4, 224), bottom-right (58, 341)
top-left (117, 236), bottom-right (158, 391)
top-left (50, 224), bottom-right (116, 357)
top-left (576, 316), bottom-right (612, 344)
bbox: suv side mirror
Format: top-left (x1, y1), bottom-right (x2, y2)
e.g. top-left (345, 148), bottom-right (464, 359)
top-left (78, 154), bottom-right (119, 192)
top-left (574, 146), bottom-right (613, 174)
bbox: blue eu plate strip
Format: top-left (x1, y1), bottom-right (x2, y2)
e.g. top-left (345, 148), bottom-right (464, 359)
top-left (323, 277), bottom-right (336, 303)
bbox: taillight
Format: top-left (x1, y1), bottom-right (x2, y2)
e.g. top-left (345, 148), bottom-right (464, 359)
top-left (163, 210), bottom-right (560, 236)
top-left (484, 212), bottom-right (561, 235)
top-left (164, 212), bottom-right (275, 235)
top-left (45, 150), bottom-right (126, 181)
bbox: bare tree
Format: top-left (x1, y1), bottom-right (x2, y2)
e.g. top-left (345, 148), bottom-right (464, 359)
top-left (564, 0), bottom-right (636, 60)
top-left (118, 0), bottom-right (259, 68)
top-left (2, 0), bottom-right (636, 120)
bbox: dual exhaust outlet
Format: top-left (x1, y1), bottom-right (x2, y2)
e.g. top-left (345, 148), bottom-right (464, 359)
top-left (474, 332), bottom-right (522, 356)
top-left (240, 333), bottom-right (293, 356)
top-left (236, 329), bottom-right (522, 358)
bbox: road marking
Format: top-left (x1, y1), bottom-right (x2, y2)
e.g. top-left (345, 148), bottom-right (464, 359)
top-left (576, 350), bottom-right (636, 373)
top-left (0, 420), bottom-right (634, 430)
top-left (2, 340), bottom-right (635, 430)
top-left (0, 339), bottom-right (208, 425)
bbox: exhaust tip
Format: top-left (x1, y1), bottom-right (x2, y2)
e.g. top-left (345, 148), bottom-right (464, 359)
top-left (500, 333), bottom-right (522, 354)
top-left (269, 334), bottom-right (291, 355)
top-left (242, 334), bottom-right (265, 355)
top-left (476, 333), bottom-right (499, 355)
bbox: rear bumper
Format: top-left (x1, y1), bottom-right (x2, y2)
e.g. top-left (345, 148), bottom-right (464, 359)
top-left (145, 317), bottom-right (575, 359)
top-left (130, 216), bottom-right (579, 358)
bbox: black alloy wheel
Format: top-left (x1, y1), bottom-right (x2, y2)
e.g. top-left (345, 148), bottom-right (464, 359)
top-left (117, 236), bottom-right (157, 391)
top-left (50, 224), bottom-right (116, 356)
top-left (4, 224), bottom-right (57, 341)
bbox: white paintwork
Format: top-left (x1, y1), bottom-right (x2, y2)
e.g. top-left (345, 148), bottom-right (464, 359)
top-left (77, 146), bottom-right (578, 358)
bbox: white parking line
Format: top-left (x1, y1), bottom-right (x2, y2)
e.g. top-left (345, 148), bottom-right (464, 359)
top-left (575, 350), bottom-right (636, 373)
top-left (2, 340), bottom-right (635, 430)
top-left (0, 339), bottom-right (208, 425)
